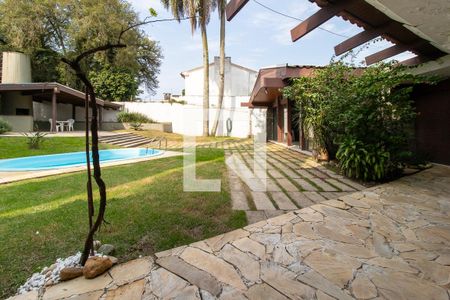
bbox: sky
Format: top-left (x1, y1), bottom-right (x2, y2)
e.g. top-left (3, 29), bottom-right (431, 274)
top-left (128, 0), bottom-right (415, 100)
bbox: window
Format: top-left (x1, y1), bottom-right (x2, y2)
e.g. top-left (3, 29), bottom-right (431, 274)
top-left (16, 108), bottom-right (30, 116)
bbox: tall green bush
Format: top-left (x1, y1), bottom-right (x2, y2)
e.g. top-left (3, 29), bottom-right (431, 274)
top-left (336, 138), bottom-right (390, 181)
top-left (117, 111), bottom-right (153, 123)
top-left (0, 119), bottom-right (12, 134)
top-left (283, 61), bottom-right (434, 181)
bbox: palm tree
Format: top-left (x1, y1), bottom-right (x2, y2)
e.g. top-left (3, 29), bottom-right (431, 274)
top-left (211, 0), bottom-right (225, 136)
top-left (161, 0), bottom-right (216, 136)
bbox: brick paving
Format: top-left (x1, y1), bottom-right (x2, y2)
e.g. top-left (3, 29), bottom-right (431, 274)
top-left (17, 165), bottom-right (450, 300)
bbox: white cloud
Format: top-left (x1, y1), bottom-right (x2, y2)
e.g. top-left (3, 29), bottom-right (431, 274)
top-left (271, 20), bottom-right (299, 46)
top-left (127, 0), bottom-right (164, 14)
top-left (287, 1), bottom-right (318, 17)
top-left (181, 33), bottom-right (219, 54)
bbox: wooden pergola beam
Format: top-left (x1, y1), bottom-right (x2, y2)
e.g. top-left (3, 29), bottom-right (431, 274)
top-left (226, 0), bottom-right (249, 21)
top-left (365, 41), bottom-right (425, 65)
top-left (365, 44), bottom-right (408, 65)
top-left (334, 22), bottom-right (392, 56)
top-left (291, 0), bottom-right (357, 42)
top-left (400, 56), bottom-right (429, 66)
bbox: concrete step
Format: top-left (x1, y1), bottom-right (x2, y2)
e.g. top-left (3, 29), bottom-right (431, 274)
top-left (105, 136), bottom-right (149, 144)
top-left (99, 133), bottom-right (163, 148)
top-left (115, 140), bottom-right (151, 148)
top-left (99, 134), bottom-right (133, 140)
top-left (99, 134), bottom-right (143, 143)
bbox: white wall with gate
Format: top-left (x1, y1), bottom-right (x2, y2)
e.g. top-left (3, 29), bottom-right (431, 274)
top-left (121, 102), bottom-right (266, 138)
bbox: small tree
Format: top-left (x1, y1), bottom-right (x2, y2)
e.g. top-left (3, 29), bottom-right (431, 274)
top-left (60, 13), bottom-right (164, 265)
top-left (284, 61), bottom-right (435, 181)
top-left (283, 61), bottom-right (353, 158)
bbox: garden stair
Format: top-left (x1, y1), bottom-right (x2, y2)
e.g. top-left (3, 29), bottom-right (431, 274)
top-left (99, 133), bottom-right (158, 148)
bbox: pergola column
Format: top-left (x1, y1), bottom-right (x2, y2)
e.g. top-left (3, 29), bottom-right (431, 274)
top-left (277, 98), bottom-right (283, 143)
top-left (98, 105), bottom-right (103, 130)
top-left (299, 109), bottom-right (306, 150)
top-left (51, 87), bottom-right (58, 132)
top-left (286, 100), bottom-right (293, 146)
top-left (72, 104), bottom-right (76, 120)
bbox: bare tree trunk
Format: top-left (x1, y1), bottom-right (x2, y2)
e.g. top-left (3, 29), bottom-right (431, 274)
top-left (62, 59), bottom-right (108, 266)
top-left (201, 21), bottom-right (210, 137)
top-left (84, 90), bottom-right (94, 256)
top-left (56, 17), bottom-right (173, 266)
top-left (211, 0), bottom-right (226, 137)
top-left (79, 83), bottom-right (107, 265)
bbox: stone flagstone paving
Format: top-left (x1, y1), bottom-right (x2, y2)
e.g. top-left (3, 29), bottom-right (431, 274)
top-left (13, 165), bottom-right (450, 300)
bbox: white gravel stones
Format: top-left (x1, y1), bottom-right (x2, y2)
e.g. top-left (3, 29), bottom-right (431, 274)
top-left (17, 251), bottom-right (106, 295)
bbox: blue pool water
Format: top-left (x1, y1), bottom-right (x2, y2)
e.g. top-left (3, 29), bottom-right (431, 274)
top-left (0, 148), bottom-right (162, 171)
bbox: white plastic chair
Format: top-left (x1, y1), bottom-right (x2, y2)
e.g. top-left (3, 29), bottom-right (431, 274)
top-left (48, 119), bottom-right (63, 132)
top-left (66, 119), bottom-right (75, 131)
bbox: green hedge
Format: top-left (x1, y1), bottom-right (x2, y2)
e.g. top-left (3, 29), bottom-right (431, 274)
top-left (117, 111), bottom-right (153, 124)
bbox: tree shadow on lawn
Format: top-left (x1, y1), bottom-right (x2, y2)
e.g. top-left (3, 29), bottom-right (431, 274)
top-left (0, 149), bottom-right (246, 298)
top-left (0, 156), bottom-right (184, 216)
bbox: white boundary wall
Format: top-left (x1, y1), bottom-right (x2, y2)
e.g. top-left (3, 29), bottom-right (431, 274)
top-left (121, 102), bottom-right (266, 138)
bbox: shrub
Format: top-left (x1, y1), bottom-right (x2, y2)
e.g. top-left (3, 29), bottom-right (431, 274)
top-left (117, 111), bottom-right (153, 124)
top-left (336, 138), bottom-right (390, 181)
top-left (283, 61), bottom-right (435, 181)
top-left (0, 119), bottom-right (12, 134)
top-left (129, 122), bottom-right (143, 131)
top-left (22, 130), bottom-right (48, 149)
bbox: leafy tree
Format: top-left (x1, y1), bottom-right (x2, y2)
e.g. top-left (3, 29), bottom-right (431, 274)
top-left (89, 65), bottom-right (139, 101)
top-left (31, 49), bottom-right (61, 83)
top-left (0, 0), bottom-right (163, 96)
top-left (161, 0), bottom-right (217, 136)
top-left (283, 61), bottom-right (434, 180)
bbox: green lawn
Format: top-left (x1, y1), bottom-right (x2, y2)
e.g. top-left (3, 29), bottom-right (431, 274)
top-left (0, 137), bottom-right (114, 159)
top-left (0, 148), bottom-right (246, 298)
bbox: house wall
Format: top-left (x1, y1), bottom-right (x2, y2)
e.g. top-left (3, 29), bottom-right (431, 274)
top-left (182, 57), bottom-right (258, 107)
top-left (0, 115), bottom-right (33, 131)
top-left (121, 102), bottom-right (266, 138)
top-left (412, 79), bottom-right (450, 165)
top-left (0, 52), bottom-right (34, 132)
top-left (0, 92), bottom-right (33, 116)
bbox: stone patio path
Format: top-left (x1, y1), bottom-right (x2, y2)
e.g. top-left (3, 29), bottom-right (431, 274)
top-left (164, 139), bottom-right (367, 223)
top-left (223, 141), bottom-right (366, 223)
top-left (13, 165), bottom-right (450, 300)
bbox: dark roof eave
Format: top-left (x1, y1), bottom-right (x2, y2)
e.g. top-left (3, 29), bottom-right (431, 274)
top-left (0, 82), bottom-right (122, 109)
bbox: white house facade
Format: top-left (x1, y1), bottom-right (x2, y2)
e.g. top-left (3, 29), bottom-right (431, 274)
top-left (123, 57), bottom-right (266, 138)
top-left (180, 57), bottom-right (258, 108)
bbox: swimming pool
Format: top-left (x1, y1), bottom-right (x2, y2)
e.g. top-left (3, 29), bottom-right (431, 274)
top-left (0, 148), bottom-right (162, 171)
